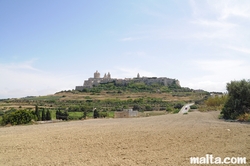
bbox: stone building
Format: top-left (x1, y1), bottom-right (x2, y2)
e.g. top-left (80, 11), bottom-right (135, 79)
top-left (114, 109), bottom-right (138, 118)
top-left (75, 71), bottom-right (180, 91)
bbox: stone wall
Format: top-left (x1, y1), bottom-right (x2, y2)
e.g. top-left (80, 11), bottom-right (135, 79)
top-left (114, 109), bottom-right (138, 118)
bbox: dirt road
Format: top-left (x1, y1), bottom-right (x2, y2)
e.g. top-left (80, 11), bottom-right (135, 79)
top-left (0, 111), bottom-right (249, 166)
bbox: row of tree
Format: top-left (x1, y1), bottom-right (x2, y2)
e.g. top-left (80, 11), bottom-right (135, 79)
top-left (1, 106), bottom-right (52, 126)
top-left (35, 105), bottom-right (51, 121)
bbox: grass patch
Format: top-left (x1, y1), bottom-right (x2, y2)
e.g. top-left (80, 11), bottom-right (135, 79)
top-left (24, 96), bottom-right (61, 101)
top-left (172, 109), bottom-right (180, 114)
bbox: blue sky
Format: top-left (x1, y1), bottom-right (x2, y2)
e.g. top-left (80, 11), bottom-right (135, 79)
top-left (0, 0), bottom-right (250, 99)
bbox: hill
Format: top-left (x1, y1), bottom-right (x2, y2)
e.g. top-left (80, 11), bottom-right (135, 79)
top-left (0, 81), bottom-right (209, 124)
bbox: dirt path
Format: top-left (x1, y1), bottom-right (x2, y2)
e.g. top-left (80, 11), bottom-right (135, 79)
top-left (0, 111), bottom-right (249, 166)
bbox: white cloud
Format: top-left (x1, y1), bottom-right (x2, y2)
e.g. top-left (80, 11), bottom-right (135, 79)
top-left (226, 46), bottom-right (250, 54)
top-left (209, 0), bottom-right (250, 20)
top-left (0, 61), bottom-right (74, 99)
top-left (182, 59), bottom-right (250, 92)
top-left (2, 59), bottom-right (42, 72)
top-left (190, 0), bottom-right (250, 20)
top-left (184, 80), bottom-right (227, 92)
top-left (121, 37), bottom-right (134, 41)
top-left (191, 19), bottom-right (237, 28)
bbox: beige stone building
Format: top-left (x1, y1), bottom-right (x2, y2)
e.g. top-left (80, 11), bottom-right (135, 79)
top-left (75, 70), bottom-right (180, 91)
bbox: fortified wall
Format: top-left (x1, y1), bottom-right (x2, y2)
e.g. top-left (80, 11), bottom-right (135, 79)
top-left (75, 70), bottom-right (180, 91)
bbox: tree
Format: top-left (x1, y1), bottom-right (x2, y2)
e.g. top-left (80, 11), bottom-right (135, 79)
top-left (221, 79), bottom-right (250, 119)
top-left (83, 110), bottom-right (87, 119)
top-left (35, 105), bottom-right (40, 121)
top-left (42, 109), bottom-right (46, 121)
top-left (46, 109), bottom-right (51, 120)
top-left (93, 108), bottom-right (99, 118)
top-left (81, 106), bottom-right (87, 119)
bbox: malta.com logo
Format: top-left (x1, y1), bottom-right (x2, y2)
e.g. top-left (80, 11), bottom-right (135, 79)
top-left (190, 154), bottom-right (247, 164)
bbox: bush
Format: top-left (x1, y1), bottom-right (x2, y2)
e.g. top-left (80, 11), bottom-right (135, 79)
top-left (166, 106), bottom-right (173, 112)
top-left (99, 112), bottom-right (108, 118)
top-left (174, 103), bottom-right (184, 109)
top-left (190, 105), bottom-right (198, 109)
top-left (133, 104), bottom-right (142, 111)
top-left (205, 95), bottom-right (227, 107)
top-left (46, 110), bottom-right (52, 120)
top-left (145, 105), bottom-right (153, 111)
top-left (2, 110), bottom-right (33, 125)
top-left (93, 109), bottom-right (99, 118)
top-left (0, 111), bottom-right (4, 116)
top-left (56, 110), bottom-right (69, 120)
top-left (42, 109), bottom-right (46, 121)
top-left (173, 109), bottom-right (179, 114)
top-left (159, 107), bottom-right (166, 110)
top-left (221, 79), bottom-right (250, 119)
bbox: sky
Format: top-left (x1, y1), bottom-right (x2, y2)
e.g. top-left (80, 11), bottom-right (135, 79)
top-left (0, 0), bottom-right (250, 99)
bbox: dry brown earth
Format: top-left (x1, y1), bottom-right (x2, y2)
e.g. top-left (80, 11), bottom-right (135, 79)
top-left (0, 111), bottom-right (249, 166)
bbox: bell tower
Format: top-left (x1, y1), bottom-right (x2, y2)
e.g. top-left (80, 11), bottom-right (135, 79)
top-left (94, 70), bottom-right (100, 78)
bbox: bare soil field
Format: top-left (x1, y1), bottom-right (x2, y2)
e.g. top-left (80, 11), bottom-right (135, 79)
top-left (0, 111), bottom-right (249, 166)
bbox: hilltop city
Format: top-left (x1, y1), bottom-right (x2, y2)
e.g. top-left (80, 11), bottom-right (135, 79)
top-left (75, 70), bottom-right (180, 90)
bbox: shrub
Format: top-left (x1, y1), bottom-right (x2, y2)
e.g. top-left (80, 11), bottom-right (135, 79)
top-left (99, 112), bottom-right (108, 118)
top-left (166, 107), bottom-right (173, 112)
top-left (83, 110), bottom-right (87, 119)
top-left (2, 110), bottom-right (33, 125)
top-left (221, 79), bottom-right (250, 119)
top-left (173, 109), bottom-right (179, 114)
top-left (205, 95), bottom-right (227, 107)
top-left (42, 109), bottom-right (46, 121)
top-left (159, 107), bottom-right (166, 110)
top-left (190, 105), bottom-right (198, 109)
top-left (237, 113), bottom-right (250, 122)
top-left (145, 105), bottom-right (153, 111)
top-left (0, 111), bottom-right (4, 116)
top-left (133, 104), bottom-right (142, 111)
top-left (35, 105), bottom-right (40, 121)
top-left (46, 110), bottom-right (52, 120)
top-left (93, 109), bottom-right (99, 118)
top-left (56, 110), bottom-right (69, 120)
top-left (174, 103), bottom-right (184, 109)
